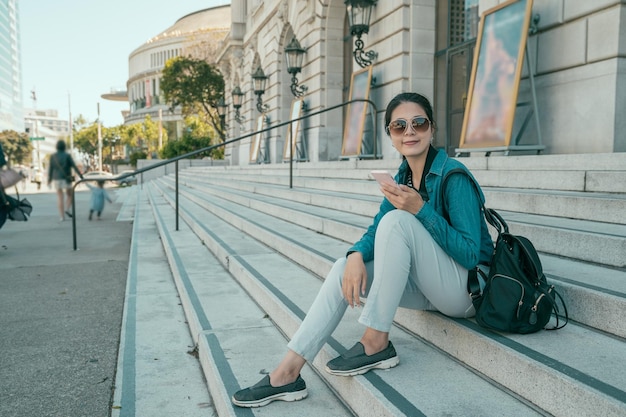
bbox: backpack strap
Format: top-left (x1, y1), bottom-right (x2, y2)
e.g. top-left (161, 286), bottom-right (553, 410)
top-left (440, 168), bottom-right (504, 232)
top-left (440, 168), bottom-right (499, 299)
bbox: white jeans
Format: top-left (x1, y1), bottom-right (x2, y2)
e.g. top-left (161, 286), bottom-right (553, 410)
top-left (287, 210), bottom-right (474, 362)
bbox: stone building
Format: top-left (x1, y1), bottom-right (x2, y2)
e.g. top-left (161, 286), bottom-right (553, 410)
top-left (125, 5), bottom-right (231, 139)
top-left (214, 0), bottom-right (626, 165)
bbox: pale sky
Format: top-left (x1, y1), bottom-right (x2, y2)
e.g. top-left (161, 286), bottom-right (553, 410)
top-left (19, 0), bottom-right (230, 128)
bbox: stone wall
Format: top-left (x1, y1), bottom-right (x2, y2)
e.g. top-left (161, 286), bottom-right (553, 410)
top-left (219, 0), bottom-right (626, 164)
top-left (486, 0), bottom-right (626, 153)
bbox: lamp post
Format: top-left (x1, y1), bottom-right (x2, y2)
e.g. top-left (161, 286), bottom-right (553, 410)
top-left (252, 66), bottom-right (270, 113)
top-left (232, 86), bottom-right (245, 123)
top-left (284, 37), bottom-right (307, 97)
top-left (97, 102), bottom-right (103, 171)
top-left (217, 96), bottom-right (228, 132)
top-left (345, 0), bottom-right (378, 68)
top-left (30, 90), bottom-right (42, 172)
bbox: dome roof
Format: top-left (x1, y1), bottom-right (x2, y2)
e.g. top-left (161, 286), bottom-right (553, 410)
top-left (145, 5), bottom-right (230, 44)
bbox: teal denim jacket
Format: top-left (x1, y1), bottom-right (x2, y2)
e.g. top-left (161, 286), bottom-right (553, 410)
top-left (349, 149), bottom-right (493, 270)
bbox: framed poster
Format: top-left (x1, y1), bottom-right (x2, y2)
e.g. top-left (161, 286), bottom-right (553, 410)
top-left (250, 115), bottom-right (265, 163)
top-left (341, 66), bottom-right (373, 157)
top-left (283, 98), bottom-right (304, 160)
top-left (459, 0), bottom-right (533, 149)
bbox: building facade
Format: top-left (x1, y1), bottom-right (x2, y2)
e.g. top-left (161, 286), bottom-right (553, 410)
top-left (23, 108), bottom-right (72, 170)
top-left (0, 0), bottom-right (24, 133)
top-left (214, 0), bottom-right (626, 165)
top-left (125, 5), bottom-right (231, 140)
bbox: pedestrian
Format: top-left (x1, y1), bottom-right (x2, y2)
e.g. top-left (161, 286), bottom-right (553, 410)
top-left (48, 140), bottom-right (83, 221)
top-left (0, 142), bottom-right (7, 229)
top-left (231, 92), bottom-right (494, 408)
top-left (86, 180), bottom-right (112, 220)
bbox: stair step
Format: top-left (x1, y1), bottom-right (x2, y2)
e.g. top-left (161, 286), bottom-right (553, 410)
top-left (150, 177), bottom-right (626, 416)
top-left (483, 188), bottom-right (626, 225)
top-left (184, 169), bottom-right (626, 223)
top-left (148, 181), bottom-right (545, 417)
top-left (115, 185), bottom-right (138, 222)
top-left (176, 173), bottom-right (626, 268)
top-left (179, 172), bottom-right (626, 266)
top-left (143, 183), bottom-right (354, 417)
top-left (112, 191), bottom-right (215, 416)
top-left (163, 175), bottom-right (626, 336)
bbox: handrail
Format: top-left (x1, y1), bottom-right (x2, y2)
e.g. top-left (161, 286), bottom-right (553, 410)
top-left (71, 98), bottom-right (378, 249)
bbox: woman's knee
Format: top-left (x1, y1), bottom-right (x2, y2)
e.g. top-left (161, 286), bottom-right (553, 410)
top-left (327, 257), bottom-right (347, 285)
top-left (379, 210), bottom-right (412, 228)
top-left (377, 210), bottom-right (425, 238)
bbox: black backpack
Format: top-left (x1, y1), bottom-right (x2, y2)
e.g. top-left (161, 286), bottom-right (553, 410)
top-left (441, 168), bottom-right (568, 334)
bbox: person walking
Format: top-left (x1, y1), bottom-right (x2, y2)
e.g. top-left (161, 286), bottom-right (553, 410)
top-left (86, 180), bottom-right (112, 220)
top-left (231, 92), bottom-right (494, 408)
top-left (48, 140), bottom-right (83, 221)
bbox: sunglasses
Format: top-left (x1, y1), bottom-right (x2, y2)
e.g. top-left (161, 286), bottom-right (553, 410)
top-left (386, 117), bottom-right (431, 135)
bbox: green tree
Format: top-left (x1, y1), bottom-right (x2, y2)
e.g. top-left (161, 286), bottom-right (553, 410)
top-left (0, 130), bottom-right (32, 167)
top-left (159, 115), bottom-right (223, 160)
top-left (73, 122), bottom-right (99, 156)
top-left (129, 150), bottom-right (147, 168)
top-left (123, 115), bottom-right (167, 157)
top-left (102, 125), bottom-right (125, 165)
top-left (160, 56), bottom-right (225, 141)
top-left (73, 114), bottom-right (89, 131)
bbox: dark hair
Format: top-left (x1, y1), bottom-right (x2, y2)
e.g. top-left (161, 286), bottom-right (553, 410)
top-left (384, 93), bottom-right (435, 135)
top-left (56, 140), bottom-right (67, 152)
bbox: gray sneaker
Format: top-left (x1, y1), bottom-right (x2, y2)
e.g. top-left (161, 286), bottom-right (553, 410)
top-left (325, 341), bottom-right (399, 376)
top-left (231, 374), bottom-right (307, 408)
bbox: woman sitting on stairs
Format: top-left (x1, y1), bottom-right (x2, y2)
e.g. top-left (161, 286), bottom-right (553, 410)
top-left (232, 92), bottom-right (494, 408)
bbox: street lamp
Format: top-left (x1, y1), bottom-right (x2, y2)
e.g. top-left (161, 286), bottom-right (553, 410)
top-left (252, 66), bottom-right (270, 113)
top-left (232, 86), bottom-right (245, 123)
top-left (345, 0), bottom-right (378, 68)
top-left (217, 96), bottom-right (228, 132)
top-left (284, 37), bottom-right (307, 97)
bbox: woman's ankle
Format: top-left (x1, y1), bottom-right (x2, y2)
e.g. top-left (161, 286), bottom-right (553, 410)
top-left (268, 351), bottom-right (305, 387)
top-left (268, 369), bottom-right (299, 387)
top-left (360, 329), bottom-right (389, 355)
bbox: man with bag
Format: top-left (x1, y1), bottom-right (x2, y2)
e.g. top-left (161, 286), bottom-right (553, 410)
top-left (48, 140), bottom-right (83, 222)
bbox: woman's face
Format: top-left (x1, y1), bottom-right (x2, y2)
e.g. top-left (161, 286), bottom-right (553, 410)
top-left (388, 101), bottom-right (433, 159)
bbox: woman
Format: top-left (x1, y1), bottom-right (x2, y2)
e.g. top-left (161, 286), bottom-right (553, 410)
top-left (48, 140), bottom-right (83, 221)
top-left (232, 92), bottom-right (494, 407)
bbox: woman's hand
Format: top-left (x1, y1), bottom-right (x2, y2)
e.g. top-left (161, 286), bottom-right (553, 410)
top-left (379, 183), bottom-right (424, 215)
top-left (342, 252), bottom-right (367, 308)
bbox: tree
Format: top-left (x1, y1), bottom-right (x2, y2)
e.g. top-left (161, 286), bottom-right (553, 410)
top-left (72, 115), bottom-right (168, 169)
top-left (160, 56), bottom-right (226, 141)
top-left (0, 130), bottom-right (32, 167)
top-left (129, 150), bottom-right (147, 168)
top-left (102, 125), bottom-right (125, 165)
top-left (73, 114), bottom-right (89, 131)
top-left (123, 115), bottom-right (167, 157)
top-left (159, 115), bottom-right (224, 160)
top-left (73, 123), bottom-right (99, 157)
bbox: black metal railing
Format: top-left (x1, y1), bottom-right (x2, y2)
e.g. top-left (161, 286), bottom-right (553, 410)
top-left (71, 98), bottom-right (378, 250)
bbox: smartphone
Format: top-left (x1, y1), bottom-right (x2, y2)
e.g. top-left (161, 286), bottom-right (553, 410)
top-left (370, 170), bottom-right (400, 189)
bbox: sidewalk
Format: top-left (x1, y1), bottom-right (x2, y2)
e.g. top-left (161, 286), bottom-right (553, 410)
top-left (0, 181), bottom-right (132, 417)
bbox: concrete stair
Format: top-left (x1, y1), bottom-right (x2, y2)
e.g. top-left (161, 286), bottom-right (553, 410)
top-left (125, 152), bottom-right (626, 416)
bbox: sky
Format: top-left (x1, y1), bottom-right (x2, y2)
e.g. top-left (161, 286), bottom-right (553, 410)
top-left (19, 0), bottom-right (230, 128)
